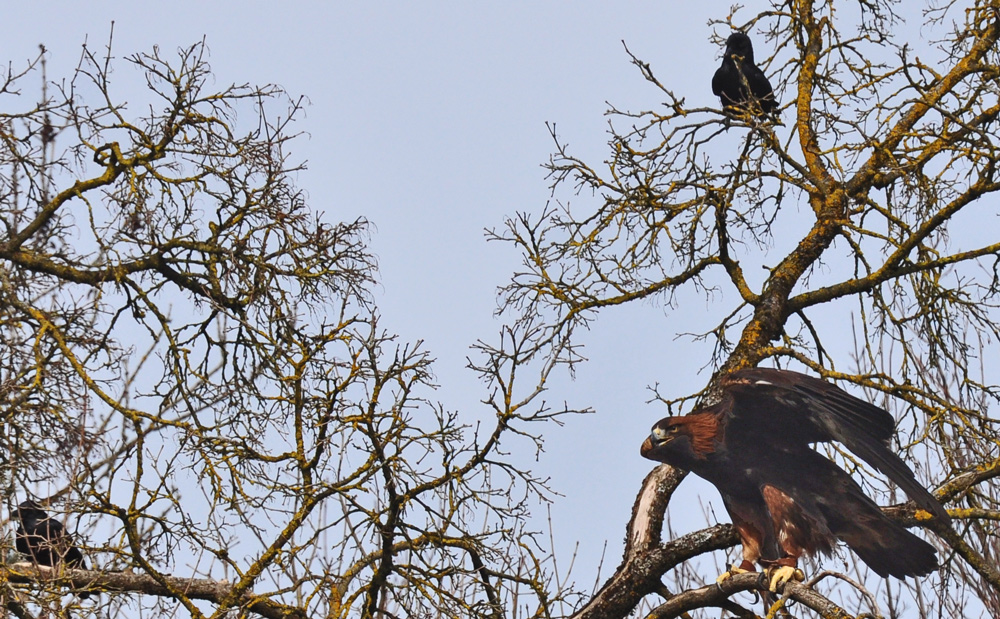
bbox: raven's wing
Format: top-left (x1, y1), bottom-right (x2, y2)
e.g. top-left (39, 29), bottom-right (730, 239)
top-left (712, 63), bottom-right (729, 97)
top-left (41, 517), bottom-right (67, 536)
top-left (721, 367), bottom-right (950, 522)
top-left (741, 62), bottom-right (775, 104)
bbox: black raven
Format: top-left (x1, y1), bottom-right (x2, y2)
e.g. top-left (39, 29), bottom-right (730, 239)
top-left (15, 500), bottom-right (91, 599)
top-left (712, 32), bottom-right (778, 118)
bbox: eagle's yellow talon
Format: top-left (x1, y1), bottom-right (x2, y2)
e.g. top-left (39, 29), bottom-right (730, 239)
top-left (766, 565), bottom-right (804, 591)
top-left (716, 564), bottom-right (751, 584)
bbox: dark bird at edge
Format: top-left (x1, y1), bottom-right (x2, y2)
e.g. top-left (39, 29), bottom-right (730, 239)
top-left (641, 367), bottom-right (949, 593)
top-left (712, 32), bottom-right (778, 118)
top-left (15, 500), bottom-right (91, 599)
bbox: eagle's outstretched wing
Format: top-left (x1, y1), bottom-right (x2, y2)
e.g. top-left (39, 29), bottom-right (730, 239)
top-left (721, 368), bottom-right (950, 522)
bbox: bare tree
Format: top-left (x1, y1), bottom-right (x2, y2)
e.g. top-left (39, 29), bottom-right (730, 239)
top-left (493, 0), bottom-right (1000, 617)
top-left (0, 38), bottom-right (583, 618)
top-left (6, 1), bottom-right (1000, 618)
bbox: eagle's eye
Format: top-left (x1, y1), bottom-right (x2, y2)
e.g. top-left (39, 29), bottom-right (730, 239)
top-left (650, 424), bottom-right (681, 445)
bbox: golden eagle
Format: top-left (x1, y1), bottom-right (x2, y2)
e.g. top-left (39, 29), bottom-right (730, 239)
top-left (641, 368), bottom-right (948, 590)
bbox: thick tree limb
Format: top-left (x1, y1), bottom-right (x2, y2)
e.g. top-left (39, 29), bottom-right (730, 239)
top-left (569, 465), bottom-right (738, 619)
top-left (645, 571), bottom-right (856, 619)
top-left (572, 463), bottom-right (962, 619)
top-left (5, 564), bottom-right (306, 619)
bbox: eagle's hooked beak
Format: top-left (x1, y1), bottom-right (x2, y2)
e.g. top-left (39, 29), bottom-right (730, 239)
top-left (640, 426), bottom-right (670, 457)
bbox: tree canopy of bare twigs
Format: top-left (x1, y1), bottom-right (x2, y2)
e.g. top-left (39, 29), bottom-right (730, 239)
top-left (5, 1), bottom-right (1000, 618)
top-left (490, 0), bottom-right (1000, 617)
top-left (0, 39), bottom-right (583, 618)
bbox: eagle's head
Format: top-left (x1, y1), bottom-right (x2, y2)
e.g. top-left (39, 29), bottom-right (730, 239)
top-left (641, 414), bottom-right (719, 466)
